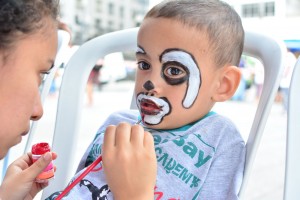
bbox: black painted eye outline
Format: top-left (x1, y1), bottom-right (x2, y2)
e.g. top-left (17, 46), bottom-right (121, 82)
top-left (159, 48), bottom-right (201, 108)
top-left (137, 61), bottom-right (151, 71)
top-left (161, 61), bottom-right (189, 85)
top-left (163, 61), bottom-right (187, 78)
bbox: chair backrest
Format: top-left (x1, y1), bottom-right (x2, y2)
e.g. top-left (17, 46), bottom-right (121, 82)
top-left (42, 28), bottom-right (286, 199)
top-left (238, 31), bottom-right (286, 199)
top-left (42, 28), bottom-right (138, 198)
top-left (283, 57), bottom-right (300, 200)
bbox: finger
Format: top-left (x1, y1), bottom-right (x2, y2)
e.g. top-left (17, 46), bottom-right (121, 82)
top-left (23, 152), bottom-right (53, 181)
top-left (115, 122), bottom-right (131, 148)
top-left (130, 124), bottom-right (144, 148)
top-left (39, 181), bottom-right (49, 189)
top-left (51, 152), bottom-right (58, 160)
top-left (103, 125), bottom-right (117, 153)
top-left (14, 153), bottom-right (33, 169)
top-left (144, 131), bottom-right (155, 150)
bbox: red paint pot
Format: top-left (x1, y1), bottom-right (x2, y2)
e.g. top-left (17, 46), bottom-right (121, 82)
top-left (31, 142), bottom-right (54, 182)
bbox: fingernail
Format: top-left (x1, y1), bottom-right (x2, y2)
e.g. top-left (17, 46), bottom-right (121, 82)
top-left (43, 152), bottom-right (52, 161)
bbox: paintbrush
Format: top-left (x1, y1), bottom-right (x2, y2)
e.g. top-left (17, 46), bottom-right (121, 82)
top-left (55, 119), bottom-right (142, 199)
top-left (55, 155), bottom-right (102, 200)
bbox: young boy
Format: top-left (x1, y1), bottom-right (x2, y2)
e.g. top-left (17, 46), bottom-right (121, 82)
top-left (48, 0), bottom-right (245, 199)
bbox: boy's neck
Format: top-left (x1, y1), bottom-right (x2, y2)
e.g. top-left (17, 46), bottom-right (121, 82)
top-left (141, 111), bottom-right (216, 132)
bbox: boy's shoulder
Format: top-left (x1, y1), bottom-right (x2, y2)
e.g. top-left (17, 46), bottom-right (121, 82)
top-left (189, 113), bottom-right (244, 145)
top-left (188, 112), bottom-right (238, 130)
top-left (201, 113), bottom-right (239, 131)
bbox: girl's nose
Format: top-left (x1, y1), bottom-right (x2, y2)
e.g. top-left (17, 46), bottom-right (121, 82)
top-left (30, 97), bottom-right (43, 121)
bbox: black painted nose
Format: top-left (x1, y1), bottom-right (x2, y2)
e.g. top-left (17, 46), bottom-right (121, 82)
top-left (143, 80), bottom-right (155, 91)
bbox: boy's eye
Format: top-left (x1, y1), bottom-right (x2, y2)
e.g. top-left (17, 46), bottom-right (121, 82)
top-left (162, 63), bottom-right (189, 85)
top-left (164, 65), bottom-right (186, 78)
top-left (137, 61), bottom-right (151, 70)
top-left (166, 67), bottom-right (183, 76)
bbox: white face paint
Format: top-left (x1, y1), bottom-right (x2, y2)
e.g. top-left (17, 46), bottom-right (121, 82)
top-left (136, 46), bottom-right (145, 54)
top-left (136, 93), bottom-right (170, 125)
top-left (161, 50), bottom-right (201, 108)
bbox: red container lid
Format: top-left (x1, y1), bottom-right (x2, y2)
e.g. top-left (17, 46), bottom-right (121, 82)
top-left (32, 142), bottom-right (51, 155)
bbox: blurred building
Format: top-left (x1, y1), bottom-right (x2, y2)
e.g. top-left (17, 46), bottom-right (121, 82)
top-left (59, 0), bottom-right (300, 53)
top-left (226, 0), bottom-right (300, 54)
top-left (59, 0), bottom-right (149, 44)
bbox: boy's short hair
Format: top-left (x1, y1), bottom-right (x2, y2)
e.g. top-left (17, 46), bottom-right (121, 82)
top-left (145, 0), bottom-right (244, 67)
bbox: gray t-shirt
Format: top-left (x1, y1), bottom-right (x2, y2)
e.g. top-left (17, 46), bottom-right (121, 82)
top-left (47, 110), bottom-right (245, 200)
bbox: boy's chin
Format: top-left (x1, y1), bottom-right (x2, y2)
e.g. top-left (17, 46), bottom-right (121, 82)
top-left (142, 119), bottom-right (162, 128)
top-left (143, 121), bottom-right (178, 130)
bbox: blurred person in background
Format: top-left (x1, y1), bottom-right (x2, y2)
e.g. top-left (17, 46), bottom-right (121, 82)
top-left (232, 57), bottom-right (247, 101)
top-left (87, 58), bottom-right (103, 106)
top-left (253, 60), bottom-right (264, 101)
top-left (279, 48), bottom-right (297, 113)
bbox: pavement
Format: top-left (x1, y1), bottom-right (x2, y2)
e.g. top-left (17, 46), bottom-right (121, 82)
top-left (0, 80), bottom-right (287, 200)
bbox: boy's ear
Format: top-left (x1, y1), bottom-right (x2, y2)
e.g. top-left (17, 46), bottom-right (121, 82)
top-left (212, 65), bottom-right (241, 102)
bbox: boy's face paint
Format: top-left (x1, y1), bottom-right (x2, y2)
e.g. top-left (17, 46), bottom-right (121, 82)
top-left (135, 17), bottom-right (218, 129)
top-left (136, 93), bottom-right (171, 125)
top-left (135, 47), bottom-right (201, 126)
top-left (160, 49), bottom-right (201, 108)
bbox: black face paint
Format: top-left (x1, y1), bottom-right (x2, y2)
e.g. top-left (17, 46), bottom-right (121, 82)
top-left (143, 80), bottom-right (155, 91)
top-left (161, 61), bottom-right (189, 85)
top-left (159, 48), bottom-right (201, 108)
top-left (136, 92), bottom-right (172, 125)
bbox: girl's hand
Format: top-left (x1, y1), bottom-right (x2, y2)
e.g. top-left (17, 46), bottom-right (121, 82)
top-left (0, 152), bottom-right (57, 200)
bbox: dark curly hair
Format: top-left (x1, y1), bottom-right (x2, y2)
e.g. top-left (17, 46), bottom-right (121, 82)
top-left (0, 0), bottom-right (59, 50)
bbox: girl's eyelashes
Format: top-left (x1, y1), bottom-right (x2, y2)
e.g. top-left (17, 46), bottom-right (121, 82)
top-left (40, 63), bottom-right (55, 82)
top-left (49, 63), bottom-right (55, 71)
top-left (40, 70), bottom-right (51, 82)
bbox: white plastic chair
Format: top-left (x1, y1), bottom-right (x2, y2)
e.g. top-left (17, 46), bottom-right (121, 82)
top-left (283, 57), bottom-right (300, 200)
top-left (42, 28), bottom-right (286, 199)
top-left (42, 28), bottom-right (138, 198)
top-left (238, 31), bottom-right (286, 199)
